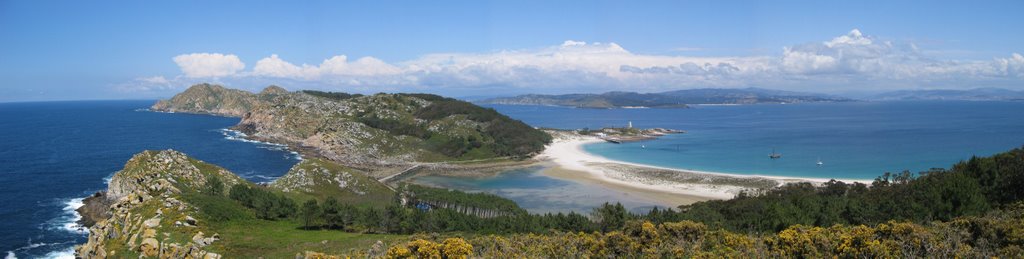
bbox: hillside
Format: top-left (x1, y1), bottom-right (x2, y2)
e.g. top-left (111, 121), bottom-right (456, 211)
top-left (477, 87), bottom-right (852, 108)
top-left (870, 87), bottom-right (1024, 101)
top-left (76, 147), bottom-right (1024, 258)
top-left (271, 158), bottom-right (395, 207)
top-left (75, 150), bottom-right (402, 258)
top-left (152, 84), bottom-right (552, 169)
top-left (150, 84), bottom-right (287, 116)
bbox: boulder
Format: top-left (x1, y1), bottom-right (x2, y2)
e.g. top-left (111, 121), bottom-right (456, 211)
top-left (139, 238), bottom-right (159, 257)
top-left (143, 217), bottom-right (160, 228)
top-left (142, 228), bottom-right (157, 238)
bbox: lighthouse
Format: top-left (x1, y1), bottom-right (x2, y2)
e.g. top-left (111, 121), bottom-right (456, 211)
top-left (628, 121), bottom-right (632, 129)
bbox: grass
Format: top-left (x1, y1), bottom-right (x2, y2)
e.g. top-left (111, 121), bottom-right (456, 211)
top-left (271, 159), bottom-right (396, 208)
top-left (211, 219), bottom-right (408, 257)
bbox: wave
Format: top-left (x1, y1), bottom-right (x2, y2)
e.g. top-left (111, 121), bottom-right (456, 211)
top-left (45, 198), bottom-right (86, 235)
top-left (41, 247), bottom-right (74, 259)
top-left (7, 241), bottom-right (77, 259)
top-left (219, 129), bottom-right (303, 161)
top-left (219, 129), bottom-right (288, 147)
top-left (237, 172), bottom-right (280, 184)
top-left (102, 173), bottom-right (114, 185)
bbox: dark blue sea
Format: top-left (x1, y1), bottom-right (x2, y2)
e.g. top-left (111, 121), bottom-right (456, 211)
top-left (0, 100), bottom-right (300, 258)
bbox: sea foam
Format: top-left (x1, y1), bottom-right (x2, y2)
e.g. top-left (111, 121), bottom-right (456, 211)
top-left (49, 198), bottom-right (86, 235)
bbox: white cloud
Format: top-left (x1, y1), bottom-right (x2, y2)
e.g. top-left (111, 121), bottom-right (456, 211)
top-left (252, 54), bottom-right (403, 80)
top-left (172, 53), bottom-right (245, 78)
top-left (154, 31), bottom-right (1024, 93)
top-left (994, 53), bottom-right (1024, 77)
top-left (114, 76), bottom-right (176, 92)
top-left (824, 29), bottom-right (872, 47)
top-left (139, 76), bottom-right (169, 84)
top-left (252, 54), bottom-right (315, 79)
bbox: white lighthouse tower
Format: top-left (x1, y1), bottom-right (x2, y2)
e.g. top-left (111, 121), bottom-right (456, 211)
top-left (628, 121), bottom-right (633, 129)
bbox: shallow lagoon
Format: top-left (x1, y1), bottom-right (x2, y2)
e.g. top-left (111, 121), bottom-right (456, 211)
top-left (409, 166), bottom-right (663, 214)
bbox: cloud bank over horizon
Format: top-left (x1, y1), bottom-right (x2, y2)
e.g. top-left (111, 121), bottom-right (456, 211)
top-left (126, 29), bottom-right (1024, 95)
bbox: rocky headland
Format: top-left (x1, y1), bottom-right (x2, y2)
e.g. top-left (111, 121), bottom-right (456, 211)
top-left (151, 84), bottom-right (552, 176)
top-left (75, 150), bottom-right (243, 258)
top-left (75, 149), bottom-right (398, 258)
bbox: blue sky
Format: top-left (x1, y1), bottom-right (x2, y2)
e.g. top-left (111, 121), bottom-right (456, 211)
top-left (1, 1), bottom-right (1023, 102)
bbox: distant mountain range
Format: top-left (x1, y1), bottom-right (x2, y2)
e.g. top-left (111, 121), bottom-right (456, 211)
top-left (476, 87), bottom-right (853, 108)
top-left (869, 88), bottom-right (1024, 101)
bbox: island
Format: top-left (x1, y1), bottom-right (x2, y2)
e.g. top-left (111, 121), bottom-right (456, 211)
top-left (74, 83), bottom-right (1024, 258)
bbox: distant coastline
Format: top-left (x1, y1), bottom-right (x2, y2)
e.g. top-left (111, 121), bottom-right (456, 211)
top-left (477, 87), bottom-right (853, 109)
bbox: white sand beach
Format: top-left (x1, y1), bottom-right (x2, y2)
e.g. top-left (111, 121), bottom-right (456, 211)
top-left (536, 131), bottom-right (870, 207)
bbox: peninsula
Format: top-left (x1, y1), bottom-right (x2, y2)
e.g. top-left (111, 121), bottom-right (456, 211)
top-left (152, 84), bottom-right (551, 176)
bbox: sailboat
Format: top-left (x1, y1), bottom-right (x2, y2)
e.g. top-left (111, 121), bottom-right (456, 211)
top-left (769, 148), bottom-right (782, 159)
top-left (816, 157), bottom-right (824, 166)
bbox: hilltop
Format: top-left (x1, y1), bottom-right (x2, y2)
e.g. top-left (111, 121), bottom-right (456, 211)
top-left (477, 87), bottom-right (852, 108)
top-left (152, 84), bottom-right (552, 171)
top-left (75, 150), bottom-right (402, 258)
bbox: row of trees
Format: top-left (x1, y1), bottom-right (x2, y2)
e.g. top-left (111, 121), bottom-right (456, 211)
top-left (227, 184), bottom-right (297, 220)
top-left (301, 90), bottom-right (364, 100)
top-left (629, 146), bottom-right (1024, 233)
top-left (295, 195), bottom-right (598, 234)
top-left (404, 93), bottom-right (553, 158)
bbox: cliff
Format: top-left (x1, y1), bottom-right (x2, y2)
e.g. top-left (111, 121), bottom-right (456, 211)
top-left (153, 84), bottom-right (552, 171)
top-left (75, 150), bottom-right (244, 258)
top-left (76, 150), bottom-right (397, 258)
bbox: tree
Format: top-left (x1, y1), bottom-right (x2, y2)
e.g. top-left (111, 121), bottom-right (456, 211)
top-left (204, 175), bottom-right (224, 196)
top-left (593, 202), bottom-right (628, 232)
top-left (322, 196), bottom-right (342, 229)
top-left (300, 199), bottom-right (321, 230)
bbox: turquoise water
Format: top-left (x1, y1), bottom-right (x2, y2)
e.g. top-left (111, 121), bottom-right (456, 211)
top-left (487, 101), bottom-right (1024, 180)
top-left (410, 167), bottom-right (662, 214)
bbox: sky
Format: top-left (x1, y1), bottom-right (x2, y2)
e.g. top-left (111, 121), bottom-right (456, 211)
top-left (1, 0), bottom-right (1023, 102)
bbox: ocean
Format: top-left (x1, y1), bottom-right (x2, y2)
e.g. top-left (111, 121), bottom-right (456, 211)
top-left (412, 101), bottom-right (1024, 215)
top-left (0, 100), bottom-right (300, 258)
top-left (4, 100), bottom-right (1024, 257)
top-left (488, 101), bottom-right (1024, 180)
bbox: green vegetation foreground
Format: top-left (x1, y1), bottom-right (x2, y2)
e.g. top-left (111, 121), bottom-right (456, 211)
top-left (77, 145), bottom-right (1024, 258)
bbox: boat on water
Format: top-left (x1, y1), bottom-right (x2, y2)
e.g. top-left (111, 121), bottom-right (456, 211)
top-left (769, 148), bottom-right (782, 159)
top-left (816, 157), bottom-right (824, 166)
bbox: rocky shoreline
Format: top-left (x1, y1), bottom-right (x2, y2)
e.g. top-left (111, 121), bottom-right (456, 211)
top-left (75, 192), bottom-right (113, 228)
top-left (75, 150), bottom-right (237, 258)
